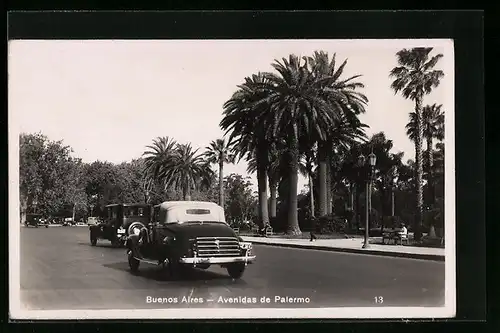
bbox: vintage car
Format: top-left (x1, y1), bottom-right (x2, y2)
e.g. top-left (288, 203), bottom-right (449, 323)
top-left (25, 214), bottom-right (48, 228)
top-left (89, 203), bottom-right (151, 247)
top-left (126, 201), bottom-right (255, 279)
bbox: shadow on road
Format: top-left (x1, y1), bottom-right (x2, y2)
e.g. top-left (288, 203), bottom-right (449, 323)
top-left (103, 261), bottom-right (242, 285)
top-left (77, 241), bottom-right (125, 249)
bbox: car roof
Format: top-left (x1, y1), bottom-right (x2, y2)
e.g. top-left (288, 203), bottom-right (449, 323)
top-left (158, 201), bottom-right (220, 210)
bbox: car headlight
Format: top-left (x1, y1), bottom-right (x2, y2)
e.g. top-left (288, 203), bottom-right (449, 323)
top-left (239, 242), bottom-right (252, 250)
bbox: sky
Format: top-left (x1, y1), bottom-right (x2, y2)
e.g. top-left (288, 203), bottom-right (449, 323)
top-left (8, 39), bottom-right (453, 193)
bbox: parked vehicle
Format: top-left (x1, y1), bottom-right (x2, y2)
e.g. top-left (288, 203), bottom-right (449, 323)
top-left (25, 214), bottom-right (47, 228)
top-left (63, 217), bottom-right (75, 226)
top-left (126, 201), bottom-right (255, 279)
top-left (89, 203), bottom-right (151, 247)
top-left (87, 216), bottom-right (99, 226)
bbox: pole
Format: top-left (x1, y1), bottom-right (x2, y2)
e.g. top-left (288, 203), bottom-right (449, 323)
top-left (363, 179), bottom-right (370, 249)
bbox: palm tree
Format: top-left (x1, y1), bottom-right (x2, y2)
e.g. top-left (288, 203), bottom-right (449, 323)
top-left (304, 51), bottom-right (369, 217)
top-left (299, 146), bottom-right (317, 218)
top-left (220, 73), bottom-right (273, 228)
top-left (255, 55), bottom-right (352, 235)
top-left (164, 143), bottom-right (214, 201)
top-left (390, 47), bottom-right (444, 240)
top-left (246, 142), bottom-right (284, 218)
top-left (204, 138), bottom-right (235, 207)
top-left (142, 136), bottom-right (178, 194)
top-left (406, 103), bottom-right (444, 205)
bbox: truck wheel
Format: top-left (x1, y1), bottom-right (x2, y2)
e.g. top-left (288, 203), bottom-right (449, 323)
top-left (128, 252), bottom-right (140, 272)
top-left (227, 263), bottom-right (246, 279)
top-left (90, 234), bottom-right (97, 246)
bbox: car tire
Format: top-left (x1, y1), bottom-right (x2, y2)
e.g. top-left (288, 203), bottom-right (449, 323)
top-left (226, 262), bottom-right (246, 279)
top-left (128, 253), bottom-right (140, 273)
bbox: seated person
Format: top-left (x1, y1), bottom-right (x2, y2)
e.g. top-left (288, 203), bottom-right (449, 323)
top-left (395, 223), bottom-right (408, 242)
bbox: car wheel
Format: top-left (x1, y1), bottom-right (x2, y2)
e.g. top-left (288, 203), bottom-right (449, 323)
top-left (226, 262), bottom-right (246, 279)
top-left (128, 252), bottom-right (140, 272)
top-left (90, 234), bottom-right (97, 246)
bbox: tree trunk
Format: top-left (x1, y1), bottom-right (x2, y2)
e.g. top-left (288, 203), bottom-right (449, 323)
top-left (256, 146), bottom-right (270, 228)
top-left (20, 195), bottom-right (28, 224)
top-left (72, 204), bottom-right (76, 223)
top-left (218, 160), bottom-right (224, 207)
top-left (309, 175), bottom-right (315, 218)
top-left (286, 124), bottom-right (301, 235)
top-left (183, 182), bottom-right (191, 201)
top-left (355, 184), bottom-right (361, 230)
top-left (326, 161), bottom-right (333, 214)
top-left (349, 184), bottom-right (354, 210)
top-left (414, 94), bottom-right (424, 241)
top-left (269, 178), bottom-right (277, 218)
top-left (391, 188), bottom-right (395, 216)
top-left (317, 142), bottom-right (328, 217)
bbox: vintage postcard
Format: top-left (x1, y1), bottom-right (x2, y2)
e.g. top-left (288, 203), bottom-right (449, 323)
top-left (8, 39), bottom-right (455, 319)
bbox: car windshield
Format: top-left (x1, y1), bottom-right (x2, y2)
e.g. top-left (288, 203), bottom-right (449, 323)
top-left (123, 207), bottom-right (147, 218)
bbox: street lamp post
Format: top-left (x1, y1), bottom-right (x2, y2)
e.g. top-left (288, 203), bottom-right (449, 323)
top-left (391, 166), bottom-right (398, 217)
top-left (362, 152), bottom-right (377, 249)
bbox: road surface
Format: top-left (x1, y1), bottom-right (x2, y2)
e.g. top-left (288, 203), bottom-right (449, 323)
top-left (19, 226), bottom-right (445, 310)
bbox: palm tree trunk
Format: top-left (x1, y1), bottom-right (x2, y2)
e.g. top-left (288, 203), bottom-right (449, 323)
top-left (414, 94), bottom-right (424, 241)
top-left (309, 175), bottom-right (315, 218)
top-left (218, 160), bottom-right (224, 207)
top-left (256, 146), bottom-right (270, 228)
top-left (427, 137), bottom-right (437, 238)
top-left (317, 142), bottom-right (328, 217)
top-left (355, 185), bottom-right (361, 231)
top-left (427, 137), bottom-right (435, 205)
top-left (349, 184), bottom-right (354, 210)
top-left (72, 204), bottom-right (76, 223)
top-left (269, 177), bottom-right (277, 218)
top-left (326, 161), bottom-right (333, 214)
top-left (287, 124), bottom-right (301, 235)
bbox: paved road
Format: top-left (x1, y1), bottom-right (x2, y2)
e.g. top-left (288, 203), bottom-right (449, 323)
top-left (20, 226), bottom-right (445, 310)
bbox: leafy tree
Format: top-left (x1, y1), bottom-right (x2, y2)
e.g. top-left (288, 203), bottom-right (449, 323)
top-left (83, 161), bottom-right (120, 216)
top-left (223, 173), bottom-right (257, 226)
top-left (19, 133), bottom-right (82, 220)
top-left (390, 47), bottom-right (444, 240)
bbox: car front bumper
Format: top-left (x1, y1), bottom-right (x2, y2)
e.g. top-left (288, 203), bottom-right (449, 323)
top-left (179, 255), bottom-right (256, 265)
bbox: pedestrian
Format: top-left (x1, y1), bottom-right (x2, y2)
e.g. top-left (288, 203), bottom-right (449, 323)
top-left (310, 218), bottom-right (318, 242)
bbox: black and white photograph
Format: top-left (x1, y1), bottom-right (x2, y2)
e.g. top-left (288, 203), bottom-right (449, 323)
top-left (9, 38), bottom-right (455, 319)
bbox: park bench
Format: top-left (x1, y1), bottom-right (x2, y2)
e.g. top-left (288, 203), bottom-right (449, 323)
top-left (265, 226), bottom-right (274, 237)
top-left (382, 230), bottom-right (409, 245)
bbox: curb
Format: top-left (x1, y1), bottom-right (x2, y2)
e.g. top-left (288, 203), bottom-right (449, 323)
top-left (243, 239), bottom-right (445, 262)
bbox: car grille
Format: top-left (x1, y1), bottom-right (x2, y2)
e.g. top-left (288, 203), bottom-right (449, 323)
top-left (194, 237), bottom-right (240, 257)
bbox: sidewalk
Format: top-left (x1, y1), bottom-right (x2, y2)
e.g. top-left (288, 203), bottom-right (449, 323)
top-left (240, 236), bottom-right (445, 261)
